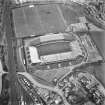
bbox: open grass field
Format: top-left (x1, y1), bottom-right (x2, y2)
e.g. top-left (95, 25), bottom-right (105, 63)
top-left (12, 3), bottom-right (105, 87)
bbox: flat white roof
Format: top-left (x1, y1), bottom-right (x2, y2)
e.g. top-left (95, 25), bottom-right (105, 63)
top-left (29, 46), bottom-right (41, 63)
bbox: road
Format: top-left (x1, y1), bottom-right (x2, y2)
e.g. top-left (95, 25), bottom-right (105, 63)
top-left (3, 1), bottom-right (19, 104)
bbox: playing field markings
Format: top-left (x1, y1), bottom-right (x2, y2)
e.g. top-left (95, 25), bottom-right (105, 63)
top-left (35, 5), bottom-right (45, 34)
top-left (56, 4), bottom-right (68, 28)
